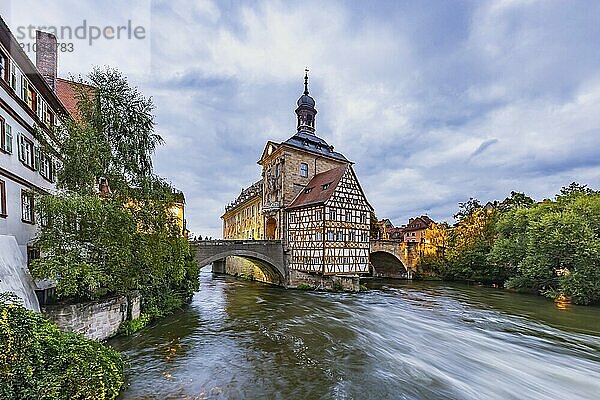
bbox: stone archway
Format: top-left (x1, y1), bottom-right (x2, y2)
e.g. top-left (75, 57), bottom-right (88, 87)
top-left (370, 251), bottom-right (408, 278)
top-left (265, 217), bottom-right (277, 240)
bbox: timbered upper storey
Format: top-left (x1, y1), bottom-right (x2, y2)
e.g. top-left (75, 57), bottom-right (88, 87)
top-left (287, 164), bottom-right (373, 275)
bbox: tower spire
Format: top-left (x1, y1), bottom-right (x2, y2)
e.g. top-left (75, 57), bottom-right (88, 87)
top-left (304, 68), bottom-right (309, 95)
top-left (296, 69), bottom-right (317, 134)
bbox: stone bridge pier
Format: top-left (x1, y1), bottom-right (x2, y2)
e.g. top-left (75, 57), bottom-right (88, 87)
top-left (369, 240), bottom-right (417, 279)
top-left (192, 240), bottom-right (288, 285)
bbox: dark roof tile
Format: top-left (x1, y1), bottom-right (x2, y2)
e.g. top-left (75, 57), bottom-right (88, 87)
top-left (287, 165), bottom-right (348, 209)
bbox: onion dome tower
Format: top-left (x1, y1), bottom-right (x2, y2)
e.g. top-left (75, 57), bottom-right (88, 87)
top-left (295, 69), bottom-right (317, 133)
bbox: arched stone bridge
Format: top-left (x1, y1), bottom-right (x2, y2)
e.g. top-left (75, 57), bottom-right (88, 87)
top-left (369, 240), bottom-right (418, 279)
top-left (192, 240), bottom-right (287, 283)
top-left (191, 239), bottom-right (417, 286)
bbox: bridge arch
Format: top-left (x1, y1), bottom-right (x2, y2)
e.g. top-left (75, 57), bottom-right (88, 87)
top-left (370, 250), bottom-right (407, 278)
top-left (199, 251), bottom-right (285, 282)
top-left (193, 241), bottom-right (287, 286)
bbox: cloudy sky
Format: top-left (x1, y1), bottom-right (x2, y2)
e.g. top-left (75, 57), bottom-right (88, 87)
top-left (2, 0), bottom-right (600, 237)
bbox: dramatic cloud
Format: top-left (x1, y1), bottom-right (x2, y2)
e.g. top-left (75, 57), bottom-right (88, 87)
top-left (2, 0), bottom-right (599, 236)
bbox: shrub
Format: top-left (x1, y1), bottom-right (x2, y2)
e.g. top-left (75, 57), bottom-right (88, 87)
top-left (296, 283), bottom-right (313, 290)
top-left (0, 299), bottom-right (125, 399)
top-left (118, 314), bottom-right (151, 335)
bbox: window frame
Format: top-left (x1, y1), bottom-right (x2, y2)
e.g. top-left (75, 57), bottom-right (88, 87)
top-left (0, 50), bottom-right (7, 82)
top-left (18, 133), bottom-right (35, 169)
top-left (0, 179), bottom-right (6, 217)
top-left (9, 63), bottom-right (17, 91)
top-left (21, 74), bottom-right (28, 103)
top-left (300, 162), bottom-right (308, 178)
top-left (2, 121), bottom-right (12, 154)
top-left (39, 152), bottom-right (52, 181)
top-left (21, 189), bottom-right (34, 224)
top-left (0, 115), bottom-right (4, 152)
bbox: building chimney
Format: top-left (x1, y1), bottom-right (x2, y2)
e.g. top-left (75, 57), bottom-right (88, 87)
top-left (35, 31), bottom-right (57, 93)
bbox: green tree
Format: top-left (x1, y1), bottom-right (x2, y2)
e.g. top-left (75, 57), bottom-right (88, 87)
top-left (31, 68), bottom-right (199, 315)
top-left (446, 206), bottom-right (500, 282)
top-left (56, 67), bottom-right (162, 194)
top-left (501, 187), bottom-right (600, 304)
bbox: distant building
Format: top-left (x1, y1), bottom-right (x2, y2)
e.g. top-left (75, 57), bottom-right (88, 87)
top-left (374, 219), bottom-right (404, 241)
top-left (222, 71), bottom-right (373, 275)
top-left (222, 180), bottom-right (263, 240)
top-left (0, 19), bottom-right (68, 259)
top-left (402, 215), bottom-right (434, 243)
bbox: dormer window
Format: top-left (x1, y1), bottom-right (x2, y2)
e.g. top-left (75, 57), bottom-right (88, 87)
top-left (321, 182), bottom-right (331, 190)
top-left (304, 187), bottom-right (313, 194)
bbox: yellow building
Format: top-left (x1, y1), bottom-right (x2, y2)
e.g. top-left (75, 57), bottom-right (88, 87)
top-left (170, 191), bottom-right (188, 237)
top-left (222, 180), bottom-right (263, 239)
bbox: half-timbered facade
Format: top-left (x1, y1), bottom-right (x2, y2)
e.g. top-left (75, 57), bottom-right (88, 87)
top-left (287, 165), bottom-right (372, 274)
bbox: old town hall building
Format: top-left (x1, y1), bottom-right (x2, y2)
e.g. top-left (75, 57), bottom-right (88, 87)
top-left (222, 72), bottom-right (373, 276)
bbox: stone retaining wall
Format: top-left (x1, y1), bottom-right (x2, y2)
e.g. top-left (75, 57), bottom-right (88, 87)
top-left (43, 291), bottom-right (141, 340)
top-left (289, 270), bottom-right (360, 292)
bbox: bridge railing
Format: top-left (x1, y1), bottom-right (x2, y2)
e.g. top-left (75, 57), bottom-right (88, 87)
top-left (191, 239), bottom-right (283, 246)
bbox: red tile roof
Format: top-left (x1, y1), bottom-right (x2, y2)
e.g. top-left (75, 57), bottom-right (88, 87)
top-left (287, 164), bottom-right (348, 209)
top-left (56, 78), bottom-right (94, 122)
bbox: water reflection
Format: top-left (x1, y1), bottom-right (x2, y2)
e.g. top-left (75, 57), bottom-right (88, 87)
top-left (111, 273), bottom-right (600, 400)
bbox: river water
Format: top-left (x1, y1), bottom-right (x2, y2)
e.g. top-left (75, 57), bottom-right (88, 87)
top-left (110, 269), bottom-right (600, 400)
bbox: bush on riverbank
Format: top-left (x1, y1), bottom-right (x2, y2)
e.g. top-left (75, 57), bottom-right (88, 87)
top-left (418, 184), bottom-right (600, 305)
top-left (30, 187), bottom-right (200, 319)
top-left (0, 294), bottom-right (125, 399)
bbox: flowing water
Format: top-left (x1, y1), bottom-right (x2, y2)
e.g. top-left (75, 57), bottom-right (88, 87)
top-left (110, 269), bottom-right (600, 400)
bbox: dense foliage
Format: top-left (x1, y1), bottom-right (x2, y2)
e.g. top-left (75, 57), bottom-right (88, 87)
top-left (417, 184), bottom-right (600, 305)
top-left (0, 295), bottom-right (124, 399)
top-left (32, 67), bottom-right (199, 317)
top-left (53, 68), bottom-right (162, 194)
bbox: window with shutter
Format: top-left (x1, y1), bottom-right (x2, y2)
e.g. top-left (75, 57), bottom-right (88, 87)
top-left (9, 63), bottom-right (17, 91)
top-left (0, 179), bottom-right (6, 217)
top-left (0, 51), bottom-right (6, 82)
top-left (0, 115), bottom-right (4, 151)
top-left (21, 75), bottom-right (28, 102)
top-left (21, 190), bottom-right (34, 223)
top-left (34, 146), bottom-right (41, 171)
top-left (17, 132), bottom-right (23, 161)
top-left (3, 123), bottom-right (12, 154)
top-left (17, 134), bottom-right (34, 168)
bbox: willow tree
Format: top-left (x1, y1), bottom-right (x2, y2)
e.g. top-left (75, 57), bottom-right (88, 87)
top-left (57, 67), bottom-right (163, 194)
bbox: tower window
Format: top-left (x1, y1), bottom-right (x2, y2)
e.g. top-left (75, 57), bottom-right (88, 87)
top-left (300, 163), bottom-right (308, 177)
